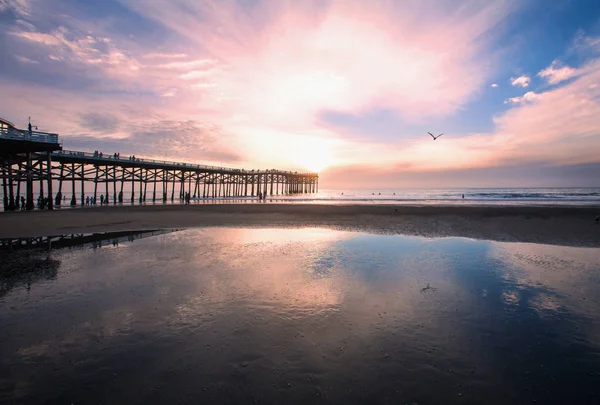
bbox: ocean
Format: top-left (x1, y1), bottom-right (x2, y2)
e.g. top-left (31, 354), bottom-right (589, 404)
top-left (3, 187), bottom-right (600, 209)
top-left (272, 187), bottom-right (600, 205)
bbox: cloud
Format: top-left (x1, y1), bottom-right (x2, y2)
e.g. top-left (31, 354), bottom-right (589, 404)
top-left (571, 30), bottom-right (600, 54)
top-left (119, 0), bottom-right (518, 123)
top-left (15, 54), bottom-right (39, 64)
top-left (538, 60), bottom-right (579, 84)
top-left (510, 75), bottom-right (530, 87)
top-left (157, 59), bottom-right (216, 70)
top-left (504, 91), bottom-right (540, 104)
top-left (491, 83), bottom-right (498, 88)
top-left (143, 53), bottom-right (188, 59)
top-left (11, 26), bottom-right (140, 78)
top-left (66, 120), bottom-right (244, 163)
top-left (0, 0), bottom-right (30, 17)
top-left (79, 112), bottom-right (120, 134)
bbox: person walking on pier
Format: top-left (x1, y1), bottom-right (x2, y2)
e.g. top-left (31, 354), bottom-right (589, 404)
top-left (100, 195), bottom-right (104, 205)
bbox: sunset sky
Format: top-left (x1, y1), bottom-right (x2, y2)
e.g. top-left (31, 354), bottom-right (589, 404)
top-left (1, 0), bottom-right (600, 188)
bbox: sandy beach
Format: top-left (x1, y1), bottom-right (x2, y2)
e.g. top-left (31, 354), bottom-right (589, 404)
top-left (1, 203), bottom-right (598, 247)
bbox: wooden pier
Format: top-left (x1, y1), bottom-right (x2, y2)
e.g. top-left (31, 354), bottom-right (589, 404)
top-left (1, 124), bottom-right (319, 211)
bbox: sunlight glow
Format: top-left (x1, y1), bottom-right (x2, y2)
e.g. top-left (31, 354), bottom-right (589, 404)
top-left (292, 146), bottom-right (335, 173)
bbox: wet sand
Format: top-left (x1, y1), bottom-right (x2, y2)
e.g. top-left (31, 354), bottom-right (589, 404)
top-left (2, 228), bottom-right (600, 404)
top-left (1, 204), bottom-right (599, 246)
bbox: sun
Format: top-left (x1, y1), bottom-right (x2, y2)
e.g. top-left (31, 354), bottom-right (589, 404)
top-left (294, 149), bottom-right (333, 173)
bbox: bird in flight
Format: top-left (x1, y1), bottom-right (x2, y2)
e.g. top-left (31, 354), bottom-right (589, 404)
top-left (428, 132), bottom-right (444, 140)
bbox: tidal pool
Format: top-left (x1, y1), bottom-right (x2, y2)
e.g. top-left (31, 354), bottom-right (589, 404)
top-left (1, 228), bottom-right (599, 404)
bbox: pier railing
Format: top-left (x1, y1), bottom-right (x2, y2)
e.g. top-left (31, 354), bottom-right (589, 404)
top-left (0, 127), bottom-right (59, 144)
top-left (53, 149), bottom-right (316, 176)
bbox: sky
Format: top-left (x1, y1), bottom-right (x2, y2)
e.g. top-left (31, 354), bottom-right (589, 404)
top-left (1, 0), bottom-right (600, 188)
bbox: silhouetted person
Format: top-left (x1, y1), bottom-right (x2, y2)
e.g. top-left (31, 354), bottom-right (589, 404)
top-left (100, 195), bottom-right (104, 205)
top-left (462, 194), bottom-right (464, 199)
top-left (21, 196), bottom-right (26, 209)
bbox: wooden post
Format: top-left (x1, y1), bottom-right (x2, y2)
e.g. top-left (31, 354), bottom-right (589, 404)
top-left (104, 165), bottom-right (109, 203)
top-left (113, 167), bottom-right (117, 204)
top-left (1, 166), bottom-right (8, 211)
top-left (80, 164), bottom-right (85, 205)
top-left (7, 160), bottom-right (15, 210)
top-left (119, 169), bottom-right (125, 203)
top-left (263, 174), bottom-right (268, 197)
top-left (153, 169), bottom-right (157, 202)
top-left (93, 166), bottom-right (99, 203)
top-left (15, 170), bottom-right (20, 209)
top-left (270, 173), bottom-right (274, 196)
top-left (25, 153), bottom-right (34, 210)
top-left (39, 159), bottom-right (45, 205)
top-left (188, 173), bottom-right (191, 199)
top-left (47, 152), bottom-right (53, 210)
top-left (70, 163), bottom-right (76, 206)
top-left (57, 163), bottom-right (64, 206)
top-left (170, 172), bottom-right (175, 201)
top-left (163, 170), bottom-right (168, 202)
top-left (131, 167), bottom-right (135, 202)
top-left (139, 168), bottom-right (143, 203)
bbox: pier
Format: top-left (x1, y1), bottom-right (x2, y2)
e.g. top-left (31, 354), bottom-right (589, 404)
top-left (0, 122), bottom-right (319, 211)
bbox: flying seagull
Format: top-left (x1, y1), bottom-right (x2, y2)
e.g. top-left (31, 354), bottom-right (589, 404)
top-left (428, 132), bottom-right (444, 140)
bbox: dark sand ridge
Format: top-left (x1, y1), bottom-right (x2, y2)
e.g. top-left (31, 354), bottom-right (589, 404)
top-left (0, 204), bottom-right (599, 247)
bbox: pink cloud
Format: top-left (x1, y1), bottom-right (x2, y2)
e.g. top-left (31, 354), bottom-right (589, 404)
top-left (504, 91), bottom-right (541, 105)
top-left (510, 75), bottom-right (530, 87)
top-left (12, 26), bottom-right (141, 78)
top-left (538, 60), bottom-right (579, 84)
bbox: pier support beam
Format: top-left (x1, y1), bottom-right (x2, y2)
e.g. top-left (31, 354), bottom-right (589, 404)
top-left (26, 153), bottom-right (34, 210)
top-left (47, 152), bottom-right (53, 210)
top-left (2, 167), bottom-right (8, 211)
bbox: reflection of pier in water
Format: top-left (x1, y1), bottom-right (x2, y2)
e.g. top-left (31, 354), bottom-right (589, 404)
top-left (0, 229), bottom-right (179, 298)
top-left (0, 229), bottom-right (179, 251)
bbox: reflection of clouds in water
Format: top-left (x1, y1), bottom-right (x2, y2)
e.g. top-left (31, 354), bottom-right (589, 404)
top-left (490, 243), bottom-right (599, 311)
top-left (490, 242), bottom-right (600, 343)
top-left (501, 290), bottom-right (520, 306)
top-left (175, 229), bottom-right (462, 348)
top-left (530, 293), bottom-right (561, 313)
top-left (203, 227), bottom-right (350, 245)
top-left (6, 229), bottom-right (600, 403)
